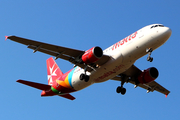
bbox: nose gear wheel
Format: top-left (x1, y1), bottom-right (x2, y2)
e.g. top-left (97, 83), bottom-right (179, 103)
top-left (146, 48), bottom-right (153, 62)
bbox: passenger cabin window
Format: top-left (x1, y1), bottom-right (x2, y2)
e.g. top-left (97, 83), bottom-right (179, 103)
top-left (150, 24), bottom-right (164, 29)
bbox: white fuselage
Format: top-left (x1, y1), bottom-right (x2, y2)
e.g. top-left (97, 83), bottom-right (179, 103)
top-left (70, 24), bottom-right (172, 91)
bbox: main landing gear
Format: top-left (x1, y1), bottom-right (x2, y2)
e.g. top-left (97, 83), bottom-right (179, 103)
top-left (116, 75), bottom-right (127, 95)
top-left (116, 86), bottom-right (126, 95)
top-left (80, 74), bottom-right (89, 82)
top-left (79, 66), bottom-right (90, 82)
top-left (146, 48), bottom-right (153, 62)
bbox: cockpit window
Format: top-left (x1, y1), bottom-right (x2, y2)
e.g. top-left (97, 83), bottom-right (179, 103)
top-left (159, 25), bottom-right (164, 27)
top-left (151, 24), bottom-right (164, 29)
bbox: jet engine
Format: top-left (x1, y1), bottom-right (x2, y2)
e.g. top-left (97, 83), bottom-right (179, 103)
top-left (138, 67), bottom-right (159, 84)
top-left (81, 46), bottom-right (103, 64)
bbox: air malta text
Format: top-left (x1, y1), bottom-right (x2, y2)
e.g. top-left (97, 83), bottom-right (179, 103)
top-left (94, 64), bottom-right (125, 82)
top-left (112, 31), bottom-right (137, 50)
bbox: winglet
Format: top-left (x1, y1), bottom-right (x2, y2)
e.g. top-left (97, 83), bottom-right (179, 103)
top-left (5, 36), bottom-right (8, 41)
top-left (165, 94), bottom-right (168, 98)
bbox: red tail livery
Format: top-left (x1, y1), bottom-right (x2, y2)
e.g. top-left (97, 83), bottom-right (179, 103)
top-left (47, 57), bottom-right (63, 85)
top-left (17, 57), bottom-right (76, 100)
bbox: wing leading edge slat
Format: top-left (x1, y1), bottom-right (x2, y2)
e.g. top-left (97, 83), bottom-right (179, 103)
top-left (8, 36), bottom-right (83, 57)
top-left (7, 36), bottom-right (110, 72)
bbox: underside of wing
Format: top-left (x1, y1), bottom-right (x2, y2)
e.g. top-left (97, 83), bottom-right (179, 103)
top-left (111, 65), bottom-right (170, 96)
top-left (7, 36), bottom-right (110, 72)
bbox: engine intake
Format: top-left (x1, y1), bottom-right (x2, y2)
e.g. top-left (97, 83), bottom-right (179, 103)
top-left (81, 46), bottom-right (103, 64)
top-left (138, 67), bottom-right (159, 84)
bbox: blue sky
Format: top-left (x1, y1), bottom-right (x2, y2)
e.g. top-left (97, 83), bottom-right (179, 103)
top-left (1, 0), bottom-right (180, 120)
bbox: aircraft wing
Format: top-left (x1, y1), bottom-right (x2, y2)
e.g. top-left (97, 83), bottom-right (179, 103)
top-left (7, 36), bottom-right (110, 72)
top-left (111, 65), bottom-right (170, 96)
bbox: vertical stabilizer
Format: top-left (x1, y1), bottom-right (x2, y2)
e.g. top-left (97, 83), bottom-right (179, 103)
top-left (46, 57), bottom-right (63, 85)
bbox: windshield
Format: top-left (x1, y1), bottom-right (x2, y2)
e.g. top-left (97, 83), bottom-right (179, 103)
top-left (151, 24), bottom-right (164, 29)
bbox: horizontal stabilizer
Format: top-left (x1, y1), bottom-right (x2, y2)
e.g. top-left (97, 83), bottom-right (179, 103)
top-left (17, 79), bottom-right (51, 90)
top-left (59, 94), bottom-right (76, 100)
top-left (17, 79), bottom-right (76, 100)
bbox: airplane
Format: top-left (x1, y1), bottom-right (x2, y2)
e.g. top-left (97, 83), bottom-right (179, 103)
top-left (6, 24), bottom-right (172, 100)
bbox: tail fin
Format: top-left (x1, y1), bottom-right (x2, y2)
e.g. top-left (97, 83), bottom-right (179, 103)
top-left (46, 57), bottom-right (63, 85)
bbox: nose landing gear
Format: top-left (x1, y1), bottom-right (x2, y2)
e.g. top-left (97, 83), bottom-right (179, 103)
top-left (146, 48), bottom-right (153, 62)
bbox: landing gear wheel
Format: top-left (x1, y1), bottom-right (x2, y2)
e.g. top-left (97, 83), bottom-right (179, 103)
top-left (80, 74), bottom-right (85, 80)
top-left (116, 86), bottom-right (122, 93)
top-left (121, 88), bottom-right (126, 95)
top-left (147, 57), bottom-right (153, 62)
top-left (146, 48), bottom-right (153, 62)
top-left (84, 75), bottom-right (90, 82)
top-left (116, 86), bottom-right (126, 95)
top-left (79, 74), bottom-right (89, 82)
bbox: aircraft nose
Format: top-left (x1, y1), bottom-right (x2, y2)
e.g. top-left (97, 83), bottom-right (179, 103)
top-left (164, 27), bottom-right (172, 37)
top-left (158, 26), bottom-right (172, 40)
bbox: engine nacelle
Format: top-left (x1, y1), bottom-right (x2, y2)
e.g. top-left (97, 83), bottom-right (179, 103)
top-left (81, 46), bottom-right (103, 64)
top-left (138, 67), bottom-right (159, 84)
